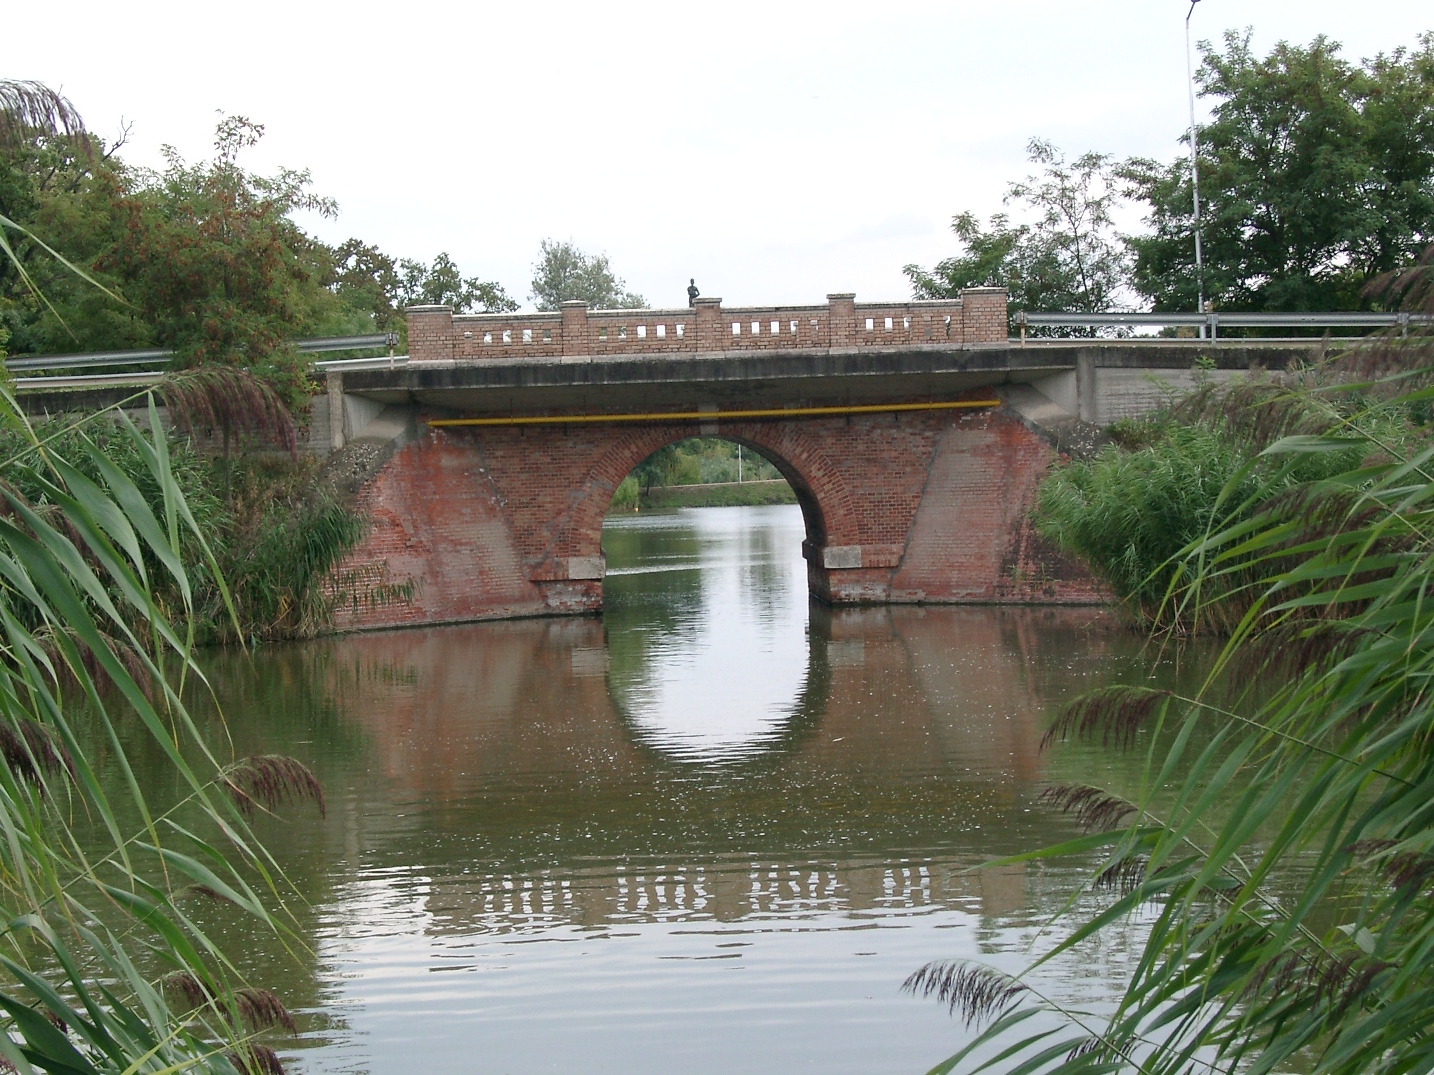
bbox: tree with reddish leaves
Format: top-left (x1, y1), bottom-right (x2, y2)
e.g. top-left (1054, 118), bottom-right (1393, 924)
top-left (100, 115), bottom-right (335, 406)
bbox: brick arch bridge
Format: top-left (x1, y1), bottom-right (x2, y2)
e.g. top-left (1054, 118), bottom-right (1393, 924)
top-left (329, 410), bottom-right (1095, 633)
top-left (320, 286), bottom-right (1312, 632)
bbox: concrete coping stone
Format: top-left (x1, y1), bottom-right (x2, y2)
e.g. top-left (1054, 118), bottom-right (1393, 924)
top-left (587, 307), bottom-right (702, 318)
top-left (454, 310), bottom-right (564, 322)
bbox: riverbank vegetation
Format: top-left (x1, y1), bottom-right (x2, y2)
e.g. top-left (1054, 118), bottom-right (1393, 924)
top-left (1033, 371), bottom-right (1418, 632)
top-left (909, 261), bottom-right (1434, 1070)
top-left (0, 386), bottom-right (321, 1073)
top-left (0, 395), bottom-right (364, 645)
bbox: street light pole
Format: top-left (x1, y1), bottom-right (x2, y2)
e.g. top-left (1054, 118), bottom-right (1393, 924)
top-left (1185, 0), bottom-right (1206, 338)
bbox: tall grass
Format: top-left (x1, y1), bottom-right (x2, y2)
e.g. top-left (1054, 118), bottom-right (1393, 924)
top-left (209, 454), bottom-right (365, 643)
top-left (0, 389), bottom-right (318, 1073)
top-left (910, 313), bottom-right (1434, 1071)
top-left (0, 411), bottom-right (365, 644)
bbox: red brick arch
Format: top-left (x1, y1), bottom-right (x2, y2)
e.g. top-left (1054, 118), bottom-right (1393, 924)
top-left (328, 407), bottom-right (1104, 632)
top-left (558, 421), bottom-right (853, 564)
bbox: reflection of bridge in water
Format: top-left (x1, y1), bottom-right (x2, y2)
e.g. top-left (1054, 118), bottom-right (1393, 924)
top-left (277, 605), bottom-right (1138, 932)
top-left (349, 856), bottom-right (1032, 938)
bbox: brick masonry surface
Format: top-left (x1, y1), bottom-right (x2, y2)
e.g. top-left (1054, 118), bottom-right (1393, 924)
top-left (329, 403), bottom-right (1103, 632)
top-left (404, 288), bottom-right (1008, 364)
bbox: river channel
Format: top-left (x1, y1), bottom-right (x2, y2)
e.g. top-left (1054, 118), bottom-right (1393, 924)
top-left (186, 504), bottom-right (1200, 1074)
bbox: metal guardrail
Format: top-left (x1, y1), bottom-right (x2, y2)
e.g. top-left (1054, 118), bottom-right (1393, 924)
top-left (4, 333), bottom-right (400, 373)
top-left (1015, 310), bottom-right (1430, 342)
top-left (313, 355), bottom-right (409, 373)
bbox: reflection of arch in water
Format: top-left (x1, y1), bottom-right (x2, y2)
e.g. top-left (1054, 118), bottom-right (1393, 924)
top-left (605, 607), bottom-right (832, 769)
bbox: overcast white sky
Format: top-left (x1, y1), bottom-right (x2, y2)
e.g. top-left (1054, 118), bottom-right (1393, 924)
top-left (9, 1), bottom-right (1430, 310)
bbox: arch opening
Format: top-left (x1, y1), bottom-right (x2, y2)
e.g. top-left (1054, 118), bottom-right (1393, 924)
top-left (601, 436), bottom-right (826, 549)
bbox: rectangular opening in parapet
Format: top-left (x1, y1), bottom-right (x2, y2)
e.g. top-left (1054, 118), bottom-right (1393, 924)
top-left (656, 324), bottom-right (666, 338)
top-left (884, 317), bottom-right (893, 331)
top-left (619, 326), bottom-right (627, 339)
top-left (751, 321), bottom-right (761, 335)
top-left (903, 316), bottom-right (911, 331)
top-left (789, 320), bottom-right (798, 334)
top-left (770, 321), bottom-right (779, 335)
top-left (865, 318), bottom-right (874, 331)
top-left (502, 330), bottom-right (512, 344)
top-left (676, 324), bottom-right (685, 337)
top-left (522, 328), bottom-right (533, 343)
top-left (543, 328), bottom-right (553, 342)
top-left (599, 327), bottom-right (609, 342)
top-left (732, 322), bottom-right (741, 336)
top-left (483, 332), bottom-right (492, 344)
top-left (637, 325), bottom-right (647, 338)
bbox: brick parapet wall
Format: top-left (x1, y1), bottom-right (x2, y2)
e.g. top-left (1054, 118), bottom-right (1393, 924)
top-left (405, 289), bottom-right (1007, 364)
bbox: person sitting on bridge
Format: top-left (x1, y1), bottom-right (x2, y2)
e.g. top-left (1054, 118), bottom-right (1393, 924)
top-left (687, 279), bottom-right (700, 307)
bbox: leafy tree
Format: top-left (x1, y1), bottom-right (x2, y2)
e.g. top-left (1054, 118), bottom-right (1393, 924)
top-left (1124, 30), bottom-right (1434, 312)
top-left (0, 84), bottom-right (141, 356)
top-left (530, 238), bottom-right (645, 310)
top-left (325, 238), bottom-right (405, 329)
top-left (1, 86), bottom-right (518, 376)
top-left (397, 250), bottom-right (516, 313)
top-left (97, 116), bottom-right (336, 403)
top-left (630, 444), bottom-right (691, 495)
top-left (905, 140), bottom-right (1128, 317)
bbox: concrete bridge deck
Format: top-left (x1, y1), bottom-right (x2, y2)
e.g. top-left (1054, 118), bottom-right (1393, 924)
top-left (333, 336), bottom-right (1321, 431)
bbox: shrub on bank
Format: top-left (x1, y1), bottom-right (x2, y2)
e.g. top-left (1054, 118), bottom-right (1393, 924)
top-left (1034, 379), bottom-right (1398, 631)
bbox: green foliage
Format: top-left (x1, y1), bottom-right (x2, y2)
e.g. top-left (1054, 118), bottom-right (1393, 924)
top-left (913, 330), bottom-right (1434, 1074)
top-left (1124, 30), bottom-right (1434, 313)
top-left (0, 409), bottom-right (364, 645)
top-left (910, 34), bottom-right (1434, 318)
top-left (0, 83), bottom-right (510, 395)
top-left (1035, 380), bottom-right (1383, 630)
top-left (0, 390), bottom-right (316, 1073)
top-left (905, 139), bottom-right (1129, 322)
top-left (1037, 421), bottom-right (1252, 622)
top-left (613, 440), bottom-right (789, 512)
top-left (214, 455), bottom-right (366, 642)
top-left (97, 116), bottom-right (336, 406)
top-left (609, 474), bottom-right (640, 511)
top-left (395, 251), bottom-right (516, 314)
top-left (637, 480), bottom-right (796, 510)
top-left (0, 127), bottom-right (144, 357)
top-left (529, 238), bottom-right (645, 311)
top-left (628, 438), bottom-right (781, 494)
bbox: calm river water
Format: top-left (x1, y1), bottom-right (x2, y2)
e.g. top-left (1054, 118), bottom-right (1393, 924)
top-left (186, 504), bottom-right (1197, 1074)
